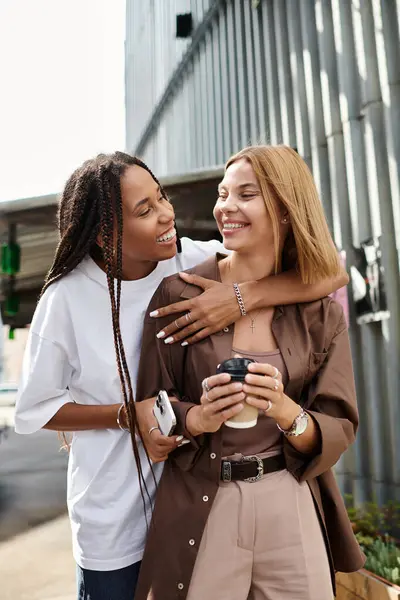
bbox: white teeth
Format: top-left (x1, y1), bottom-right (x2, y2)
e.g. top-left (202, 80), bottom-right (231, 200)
top-left (223, 223), bottom-right (247, 229)
top-left (157, 228), bottom-right (176, 242)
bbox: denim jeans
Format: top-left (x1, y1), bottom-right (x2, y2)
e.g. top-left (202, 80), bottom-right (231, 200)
top-left (77, 561), bottom-right (141, 600)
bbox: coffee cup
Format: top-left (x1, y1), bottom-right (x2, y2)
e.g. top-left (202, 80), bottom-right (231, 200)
top-left (216, 358), bottom-right (259, 429)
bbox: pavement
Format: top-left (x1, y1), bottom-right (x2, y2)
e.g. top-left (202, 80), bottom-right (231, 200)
top-left (0, 514), bottom-right (75, 600)
top-left (0, 404), bottom-right (72, 598)
top-left (0, 416), bottom-right (68, 542)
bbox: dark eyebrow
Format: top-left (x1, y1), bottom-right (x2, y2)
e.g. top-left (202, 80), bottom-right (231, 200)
top-left (133, 186), bottom-right (160, 210)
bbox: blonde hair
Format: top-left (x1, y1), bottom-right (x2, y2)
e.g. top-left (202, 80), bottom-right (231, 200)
top-left (226, 145), bottom-right (340, 284)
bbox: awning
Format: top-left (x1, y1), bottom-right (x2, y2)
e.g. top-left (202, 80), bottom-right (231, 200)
top-left (0, 166), bottom-right (224, 327)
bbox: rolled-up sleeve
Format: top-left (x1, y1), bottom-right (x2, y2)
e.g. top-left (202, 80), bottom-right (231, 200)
top-left (15, 332), bottom-right (75, 434)
top-left (285, 308), bottom-right (358, 481)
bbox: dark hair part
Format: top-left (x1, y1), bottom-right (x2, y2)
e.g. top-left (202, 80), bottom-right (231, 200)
top-left (42, 151), bottom-right (180, 514)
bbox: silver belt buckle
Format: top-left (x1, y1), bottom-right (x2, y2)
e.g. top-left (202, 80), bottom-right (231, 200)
top-left (241, 454), bottom-right (264, 483)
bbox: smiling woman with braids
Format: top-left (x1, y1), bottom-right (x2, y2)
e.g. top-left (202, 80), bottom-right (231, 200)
top-left (14, 151), bottom-right (347, 600)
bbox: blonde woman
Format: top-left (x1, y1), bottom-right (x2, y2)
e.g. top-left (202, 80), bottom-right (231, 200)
top-left (134, 146), bottom-right (364, 600)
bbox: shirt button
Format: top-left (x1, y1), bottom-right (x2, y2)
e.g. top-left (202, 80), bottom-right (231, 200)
top-left (189, 539), bottom-right (195, 546)
top-left (210, 453), bottom-right (216, 459)
top-left (203, 495), bottom-right (209, 502)
top-left (223, 327), bottom-right (229, 332)
top-left (178, 583), bottom-right (184, 590)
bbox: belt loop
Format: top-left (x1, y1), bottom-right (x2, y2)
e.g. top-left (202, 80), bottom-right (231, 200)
top-left (222, 461), bottom-right (232, 482)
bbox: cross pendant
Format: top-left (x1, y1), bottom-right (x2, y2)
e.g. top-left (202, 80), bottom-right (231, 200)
top-left (250, 319), bottom-right (255, 333)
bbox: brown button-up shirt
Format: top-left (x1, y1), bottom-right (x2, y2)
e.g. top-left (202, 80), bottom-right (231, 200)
top-left (135, 255), bottom-right (365, 600)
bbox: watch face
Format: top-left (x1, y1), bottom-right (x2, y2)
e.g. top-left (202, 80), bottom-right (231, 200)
top-left (294, 412), bottom-right (309, 436)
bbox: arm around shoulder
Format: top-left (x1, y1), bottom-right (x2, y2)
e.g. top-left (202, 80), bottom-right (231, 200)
top-left (240, 267), bottom-right (349, 312)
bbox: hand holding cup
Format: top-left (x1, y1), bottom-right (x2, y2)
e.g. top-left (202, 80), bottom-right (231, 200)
top-left (186, 372), bottom-right (246, 435)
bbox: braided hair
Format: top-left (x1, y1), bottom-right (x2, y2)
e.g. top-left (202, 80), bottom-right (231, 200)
top-left (42, 151), bottom-right (181, 515)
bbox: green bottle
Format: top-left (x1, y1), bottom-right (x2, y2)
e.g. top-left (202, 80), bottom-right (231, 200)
top-left (1, 243), bottom-right (21, 275)
top-left (4, 293), bottom-right (20, 317)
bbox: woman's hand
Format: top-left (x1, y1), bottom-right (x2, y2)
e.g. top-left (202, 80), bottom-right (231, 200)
top-left (149, 272), bottom-right (241, 345)
top-left (186, 373), bottom-right (245, 435)
top-left (243, 362), bottom-right (301, 430)
top-left (243, 362), bottom-right (321, 454)
top-left (135, 397), bottom-right (184, 463)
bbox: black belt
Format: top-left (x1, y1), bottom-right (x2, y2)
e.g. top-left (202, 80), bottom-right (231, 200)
top-left (221, 453), bottom-right (286, 483)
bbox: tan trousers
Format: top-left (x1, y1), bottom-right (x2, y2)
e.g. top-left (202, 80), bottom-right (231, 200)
top-left (186, 468), bottom-right (334, 600)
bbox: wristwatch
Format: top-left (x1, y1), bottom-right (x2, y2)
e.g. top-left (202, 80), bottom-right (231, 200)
top-left (277, 408), bottom-right (309, 437)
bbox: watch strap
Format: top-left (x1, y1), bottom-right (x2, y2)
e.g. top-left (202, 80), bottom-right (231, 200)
top-left (277, 408), bottom-right (309, 437)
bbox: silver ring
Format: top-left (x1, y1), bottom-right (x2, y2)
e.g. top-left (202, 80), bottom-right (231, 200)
top-left (272, 367), bottom-right (279, 379)
top-left (148, 426), bottom-right (159, 435)
top-left (185, 312), bottom-right (193, 323)
top-left (264, 400), bottom-right (272, 413)
top-left (174, 319), bottom-right (180, 329)
top-left (202, 378), bottom-right (210, 393)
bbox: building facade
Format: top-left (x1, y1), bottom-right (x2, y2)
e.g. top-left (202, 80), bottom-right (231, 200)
top-left (125, 0), bottom-right (400, 505)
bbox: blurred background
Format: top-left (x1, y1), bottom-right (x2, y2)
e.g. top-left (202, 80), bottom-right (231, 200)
top-left (0, 0), bottom-right (399, 551)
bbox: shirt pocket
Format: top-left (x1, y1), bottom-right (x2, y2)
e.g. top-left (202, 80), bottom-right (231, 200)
top-left (305, 351), bottom-right (328, 383)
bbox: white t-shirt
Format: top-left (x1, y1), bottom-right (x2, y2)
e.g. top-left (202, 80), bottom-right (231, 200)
top-left (15, 237), bottom-right (224, 571)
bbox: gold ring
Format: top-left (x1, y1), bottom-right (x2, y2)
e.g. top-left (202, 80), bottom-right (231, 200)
top-left (148, 426), bottom-right (160, 435)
